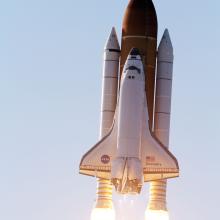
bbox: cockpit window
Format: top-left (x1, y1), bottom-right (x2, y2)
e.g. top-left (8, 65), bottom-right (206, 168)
top-left (125, 66), bottom-right (141, 74)
top-left (128, 75), bottom-right (135, 79)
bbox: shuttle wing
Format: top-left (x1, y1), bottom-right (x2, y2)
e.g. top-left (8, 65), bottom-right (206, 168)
top-left (79, 115), bottom-right (118, 179)
top-left (141, 99), bottom-right (179, 182)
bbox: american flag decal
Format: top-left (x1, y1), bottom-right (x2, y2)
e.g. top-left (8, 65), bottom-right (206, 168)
top-left (146, 156), bottom-right (156, 162)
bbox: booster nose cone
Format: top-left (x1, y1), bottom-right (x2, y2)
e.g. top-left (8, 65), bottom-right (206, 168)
top-left (158, 29), bottom-right (173, 61)
top-left (162, 29), bottom-right (173, 47)
top-left (105, 27), bottom-right (120, 51)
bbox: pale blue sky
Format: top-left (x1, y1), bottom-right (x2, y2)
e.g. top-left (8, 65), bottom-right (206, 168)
top-left (0, 1), bottom-right (219, 220)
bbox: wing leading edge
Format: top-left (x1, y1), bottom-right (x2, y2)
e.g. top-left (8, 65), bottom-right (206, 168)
top-left (79, 118), bottom-right (117, 179)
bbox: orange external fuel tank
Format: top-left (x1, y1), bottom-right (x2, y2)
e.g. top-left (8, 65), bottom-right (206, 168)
top-left (120, 0), bottom-right (158, 129)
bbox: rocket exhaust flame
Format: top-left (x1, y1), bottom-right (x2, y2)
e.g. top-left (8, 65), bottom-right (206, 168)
top-left (91, 208), bottom-right (115, 220)
top-left (145, 210), bottom-right (169, 220)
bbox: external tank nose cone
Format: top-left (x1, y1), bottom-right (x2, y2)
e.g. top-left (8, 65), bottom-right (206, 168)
top-left (122, 0), bottom-right (158, 37)
top-left (120, 0), bottom-right (158, 130)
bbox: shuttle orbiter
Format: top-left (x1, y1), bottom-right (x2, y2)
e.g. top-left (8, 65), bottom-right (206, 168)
top-left (79, 48), bottom-right (179, 194)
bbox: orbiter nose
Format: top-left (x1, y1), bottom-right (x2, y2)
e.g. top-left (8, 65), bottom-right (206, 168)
top-left (123, 48), bottom-right (144, 72)
top-left (130, 47), bottom-right (140, 56)
top-left (122, 48), bottom-right (145, 83)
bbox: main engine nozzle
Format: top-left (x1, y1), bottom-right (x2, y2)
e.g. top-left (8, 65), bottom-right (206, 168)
top-left (111, 157), bottom-right (143, 194)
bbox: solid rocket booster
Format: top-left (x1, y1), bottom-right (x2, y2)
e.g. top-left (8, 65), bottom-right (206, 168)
top-left (120, 0), bottom-right (158, 129)
top-left (154, 29), bottom-right (174, 147)
top-left (148, 29), bottom-right (174, 211)
top-left (95, 28), bottom-right (120, 209)
top-left (100, 27), bottom-right (120, 138)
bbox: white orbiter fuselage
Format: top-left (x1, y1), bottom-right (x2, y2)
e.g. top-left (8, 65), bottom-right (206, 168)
top-left (79, 48), bottom-right (179, 194)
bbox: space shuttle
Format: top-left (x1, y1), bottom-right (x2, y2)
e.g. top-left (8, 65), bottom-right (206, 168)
top-left (80, 47), bottom-right (179, 194)
top-left (79, 0), bottom-right (179, 197)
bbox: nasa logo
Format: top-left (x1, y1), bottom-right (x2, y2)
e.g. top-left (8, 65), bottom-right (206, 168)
top-left (101, 155), bottom-right (110, 164)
